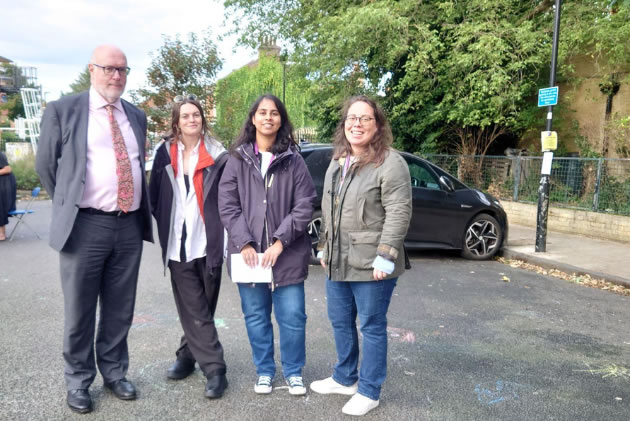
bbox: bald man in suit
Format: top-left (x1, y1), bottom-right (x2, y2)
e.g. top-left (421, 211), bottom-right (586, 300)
top-left (36, 45), bottom-right (153, 414)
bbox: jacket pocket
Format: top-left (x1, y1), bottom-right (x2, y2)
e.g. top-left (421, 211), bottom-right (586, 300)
top-left (347, 231), bottom-right (381, 269)
top-left (357, 196), bottom-right (367, 227)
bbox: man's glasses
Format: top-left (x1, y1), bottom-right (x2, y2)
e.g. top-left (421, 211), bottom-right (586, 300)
top-left (174, 94), bottom-right (198, 102)
top-left (92, 64), bottom-right (130, 76)
top-left (345, 115), bottom-right (375, 125)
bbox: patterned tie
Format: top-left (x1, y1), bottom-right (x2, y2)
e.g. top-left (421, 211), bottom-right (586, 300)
top-left (105, 105), bottom-right (134, 212)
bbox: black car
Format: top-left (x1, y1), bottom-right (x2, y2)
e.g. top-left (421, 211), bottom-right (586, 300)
top-left (300, 143), bottom-right (508, 260)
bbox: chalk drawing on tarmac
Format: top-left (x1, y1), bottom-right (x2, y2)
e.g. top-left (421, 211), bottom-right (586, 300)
top-left (387, 326), bottom-right (416, 343)
top-left (575, 362), bottom-right (630, 380)
top-left (474, 380), bottom-right (522, 405)
top-left (131, 312), bottom-right (178, 329)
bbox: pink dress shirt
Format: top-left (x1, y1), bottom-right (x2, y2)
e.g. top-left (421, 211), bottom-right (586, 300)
top-left (79, 87), bottom-right (142, 212)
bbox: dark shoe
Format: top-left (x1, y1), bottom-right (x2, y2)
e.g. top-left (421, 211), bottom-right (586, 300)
top-left (167, 358), bottom-right (196, 380)
top-left (205, 374), bottom-right (228, 399)
top-left (105, 377), bottom-right (137, 400)
top-left (67, 389), bottom-right (92, 414)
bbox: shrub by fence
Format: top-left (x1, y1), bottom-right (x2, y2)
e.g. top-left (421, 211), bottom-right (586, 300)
top-left (424, 154), bottom-right (630, 216)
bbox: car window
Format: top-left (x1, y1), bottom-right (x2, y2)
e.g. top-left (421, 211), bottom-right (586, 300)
top-left (430, 165), bottom-right (468, 190)
top-left (406, 160), bottom-right (441, 190)
top-left (303, 148), bottom-right (333, 185)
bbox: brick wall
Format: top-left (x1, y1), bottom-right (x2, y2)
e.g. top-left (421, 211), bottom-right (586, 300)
top-left (501, 201), bottom-right (630, 244)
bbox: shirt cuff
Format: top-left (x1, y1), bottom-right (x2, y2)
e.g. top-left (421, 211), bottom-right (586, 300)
top-left (372, 255), bottom-right (394, 274)
top-left (316, 250), bottom-right (323, 259)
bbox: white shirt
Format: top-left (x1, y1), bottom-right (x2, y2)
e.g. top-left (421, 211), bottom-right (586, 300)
top-left (260, 151), bottom-right (273, 178)
top-left (168, 140), bottom-right (207, 262)
top-left (80, 87), bottom-right (142, 211)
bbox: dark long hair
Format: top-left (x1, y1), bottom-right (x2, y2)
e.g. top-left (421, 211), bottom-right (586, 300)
top-left (230, 94), bottom-right (297, 156)
top-left (170, 98), bottom-right (208, 142)
top-left (333, 95), bottom-right (392, 168)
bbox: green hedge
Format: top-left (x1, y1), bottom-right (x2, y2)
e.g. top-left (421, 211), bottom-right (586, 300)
top-left (11, 154), bottom-right (40, 190)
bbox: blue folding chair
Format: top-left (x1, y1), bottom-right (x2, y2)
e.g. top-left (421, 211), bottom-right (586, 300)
top-left (8, 186), bottom-right (41, 241)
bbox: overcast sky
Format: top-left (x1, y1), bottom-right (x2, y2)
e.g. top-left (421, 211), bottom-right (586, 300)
top-left (0, 0), bottom-right (256, 102)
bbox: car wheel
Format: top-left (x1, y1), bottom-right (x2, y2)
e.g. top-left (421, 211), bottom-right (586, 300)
top-left (307, 210), bottom-right (322, 265)
top-left (461, 213), bottom-right (503, 260)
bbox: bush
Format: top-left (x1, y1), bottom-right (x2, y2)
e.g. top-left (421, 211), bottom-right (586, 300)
top-left (598, 175), bottom-right (630, 215)
top-left (11, 154), bottom-right (40, 190)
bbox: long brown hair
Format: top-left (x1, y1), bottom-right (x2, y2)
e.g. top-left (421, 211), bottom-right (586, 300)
top-left (332, 95), bottom-right (392, 169)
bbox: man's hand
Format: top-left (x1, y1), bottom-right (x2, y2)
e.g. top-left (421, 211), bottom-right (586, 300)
top-left (261, 240), bottom-right (283, 269)
top-left (320, 259), bottom-right (327, 269)
top-left (240, 244), bottom-right (258, 268)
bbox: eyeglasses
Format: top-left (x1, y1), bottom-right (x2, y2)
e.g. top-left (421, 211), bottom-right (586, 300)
top-left (174, 94), bottom-right (198, 102)
top-left (92, 63), bottom-right (130, 76)
top-left (345, 115), bottom-right (375, 125)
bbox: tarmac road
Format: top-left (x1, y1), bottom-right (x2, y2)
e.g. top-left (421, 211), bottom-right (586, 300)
top-left (1, 200), bottom-right (629, 420)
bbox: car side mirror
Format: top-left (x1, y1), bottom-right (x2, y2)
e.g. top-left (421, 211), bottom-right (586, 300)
top-left (438, 175), bottom-right (454, 192)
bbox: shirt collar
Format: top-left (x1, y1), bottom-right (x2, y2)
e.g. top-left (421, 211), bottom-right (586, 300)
top-left (89, 86), bottom-right (123, 113)
top-left (177, 138), bottom-right (201, 155)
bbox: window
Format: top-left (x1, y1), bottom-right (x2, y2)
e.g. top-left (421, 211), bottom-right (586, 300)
top-left (406, 160), bottom-right (440, 190)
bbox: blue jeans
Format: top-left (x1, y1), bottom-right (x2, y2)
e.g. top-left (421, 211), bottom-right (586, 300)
top-left (326, 277), bottom-right (397, 401)
top-left (237, 282), bottom-right (306, 379)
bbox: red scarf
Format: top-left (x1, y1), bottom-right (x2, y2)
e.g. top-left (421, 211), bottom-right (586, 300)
top-left (170, 139), bottom-right (215, 222)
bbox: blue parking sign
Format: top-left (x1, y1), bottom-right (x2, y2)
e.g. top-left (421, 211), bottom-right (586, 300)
top-left (538, 87), bottom-right (559, 107)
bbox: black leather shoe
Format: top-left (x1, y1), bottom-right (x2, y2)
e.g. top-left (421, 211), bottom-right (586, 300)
top-left (67, 389), bottom-right (92, 414)
top-left (205, 374), bottom-right (228, 399)
top-left (105, 377), bottom-right (137, 400)
top-left (167, 358), bottom-right (196, 380)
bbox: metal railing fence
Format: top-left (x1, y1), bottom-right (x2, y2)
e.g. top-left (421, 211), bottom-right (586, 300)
top-left (424, 154), bottom-right (630, 216)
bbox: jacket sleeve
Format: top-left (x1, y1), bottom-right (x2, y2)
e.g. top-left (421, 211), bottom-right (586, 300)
top-left (218, 156), bottom-right (256, 250)
top-left (35, 102), bottom-right (61, 199)
top-left (377, 152), bottom-right (412, 262)
top-left (272, 155), bottom-right (317, 248)
top-left (316, 159), bottom-right (336, 260)
top-left (148, 143), bottom-right (167, 217)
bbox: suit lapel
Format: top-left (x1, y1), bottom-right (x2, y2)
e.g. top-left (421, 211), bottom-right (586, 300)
top-left (121, 100), bottom-right (145, 165)
top-left (77, 92), bottom-right (89, 169)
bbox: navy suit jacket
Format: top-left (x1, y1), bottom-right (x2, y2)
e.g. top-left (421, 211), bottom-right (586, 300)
top-left (36, 91), bottom-right (154, 251)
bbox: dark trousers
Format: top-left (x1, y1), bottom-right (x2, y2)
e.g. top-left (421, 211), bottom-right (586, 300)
top-left (59, 211), bottom-right (143, 390)
top-left (168, 258), bottom-right (226, 377)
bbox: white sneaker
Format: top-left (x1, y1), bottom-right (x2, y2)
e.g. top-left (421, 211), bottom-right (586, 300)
top-left (286, 376), bottom-right (307, 396)
top-left (310, 377), bottom-right (358, 395)
top-left (342, 393), bottom-right (380, 416)
top-left (254, 375), bottom-right (272, 394)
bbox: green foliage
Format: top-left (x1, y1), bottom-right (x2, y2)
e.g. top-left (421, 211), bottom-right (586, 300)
top-left (11, 154), bottom-right (39, 190)
top-left (0, 130), bottom-right (19, 143)
top-left (570, 120), bottom-right (602, 158)
top-left (224, 0), bottom-right (630, 156)
top-left (559, 1), bottom-right (630, 80)
top-left (0, 94), bottom-right (24, 120)
top-left (213, 56), bottom-right (314, 144)
top-left (131, 30), bottom-right (222, 135)
top-left (64, 66), bottom-right (91, 96)
top-left (598, 175), bottom-right (630, 214)
top-left (605, 113), bottom-right (630, 158)
top-left (224, 0), bottom-right (549, 154)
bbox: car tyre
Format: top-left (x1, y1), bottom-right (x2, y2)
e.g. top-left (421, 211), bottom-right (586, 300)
top-left (461, 213), bottom-right (503, 260)
top-left (307, 210), bottom-right (323, 265)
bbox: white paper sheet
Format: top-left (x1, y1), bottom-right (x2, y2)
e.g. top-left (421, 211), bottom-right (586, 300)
top-left (230, 253), bottom-right (272, 283)
top-left (541, 151), bottom-right (553, 175)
